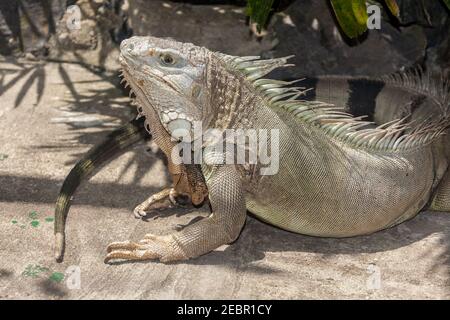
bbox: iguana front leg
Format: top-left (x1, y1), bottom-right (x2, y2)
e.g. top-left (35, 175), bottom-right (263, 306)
top-left (133, 161), bottom-right (207, 218)
top-left (132, 106), bottom-right (208, 218)
top-left (133, 162), bottom-right (187, 219)
top-left (105, 164), bottom-right (246, 263)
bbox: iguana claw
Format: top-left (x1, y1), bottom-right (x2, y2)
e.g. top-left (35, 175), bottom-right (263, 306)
top-left (133, 188), bottom-right (179, 218)
top-left (104, 234), bottom-right (187, 263)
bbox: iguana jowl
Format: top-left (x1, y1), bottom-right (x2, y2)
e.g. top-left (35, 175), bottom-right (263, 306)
top-left (56, 35), bottom-right (450, 263)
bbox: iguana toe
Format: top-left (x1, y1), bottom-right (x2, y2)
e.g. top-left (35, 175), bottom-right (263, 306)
top-left (104, 235), bottom-right (187, 263)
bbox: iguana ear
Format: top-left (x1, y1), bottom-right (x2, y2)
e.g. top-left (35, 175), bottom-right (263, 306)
top-left (217, 53), bottom-right (295, 81)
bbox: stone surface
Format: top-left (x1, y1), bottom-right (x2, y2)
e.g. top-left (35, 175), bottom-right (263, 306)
top-left (47, 0), bottom-right (122, 71)
top-left (268, 0), bottom-right (429, 77)
top-left (0, 58), bottom-right (449, 299)
top-left (2, 0), bottom-right (446, 76)
top-left (127, 0), bottom-right (274, 57)
top-left (126, 0), bottom-right (429, 77)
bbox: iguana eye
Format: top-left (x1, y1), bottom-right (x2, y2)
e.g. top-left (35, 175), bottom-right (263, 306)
top-left (160, 53), bottom-right (175, 65)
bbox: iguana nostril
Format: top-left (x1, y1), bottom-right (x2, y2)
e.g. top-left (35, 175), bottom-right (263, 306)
top-left (121, 43), bottom-right (134, 54)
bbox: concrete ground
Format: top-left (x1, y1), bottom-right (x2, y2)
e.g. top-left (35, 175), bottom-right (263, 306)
top-left (0, 58), bottom-right (449, 299)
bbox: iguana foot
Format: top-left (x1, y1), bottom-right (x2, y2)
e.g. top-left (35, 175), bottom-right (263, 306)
top-left (133, 188), bottom-right (183, 218)
top-left (104, 234), bottom-right (187, 263)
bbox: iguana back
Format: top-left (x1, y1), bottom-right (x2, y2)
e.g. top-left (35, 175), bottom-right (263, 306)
top-left (200, 54), bottom-right (450, 237)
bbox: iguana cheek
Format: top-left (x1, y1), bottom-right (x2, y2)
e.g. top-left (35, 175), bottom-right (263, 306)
top-left (167, 119), bottom-right (192, 141)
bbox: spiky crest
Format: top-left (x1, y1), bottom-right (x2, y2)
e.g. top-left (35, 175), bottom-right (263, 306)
top-left (381, 67), bottom-right (449, 111)
top-left (217, 54), bottom-right (449, 152)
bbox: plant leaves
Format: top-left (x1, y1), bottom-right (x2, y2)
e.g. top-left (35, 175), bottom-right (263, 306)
top-left (442, 0), bottom-right (450, 10)
top-left (384, 0), bottom-right (400, 17)
top-left (352, 1), bottom-right (369, 25)
top-left (246, 0), bottom-right (275, 32)
top-left (330, 0), bottom-right (368, 39)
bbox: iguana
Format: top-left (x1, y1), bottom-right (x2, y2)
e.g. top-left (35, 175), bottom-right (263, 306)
top-left (55, 35), bottom-right (450, 263)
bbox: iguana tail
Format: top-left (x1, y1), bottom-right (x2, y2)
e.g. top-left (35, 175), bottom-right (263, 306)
top-left (302, 68), bottom-right (450, 147)
top-left (302, 68), bottom-right (450, 126)
top-left (54, 117), bottom-right (149, 262)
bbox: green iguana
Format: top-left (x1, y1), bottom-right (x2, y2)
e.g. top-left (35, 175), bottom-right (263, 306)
top-left (55, 36), bottom-right (450, 263)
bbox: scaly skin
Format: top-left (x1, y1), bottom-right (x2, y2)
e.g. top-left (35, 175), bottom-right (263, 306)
top-left (103, 36), bottom-right (449, 264)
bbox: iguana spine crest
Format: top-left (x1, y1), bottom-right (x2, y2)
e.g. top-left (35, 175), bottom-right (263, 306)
top-left (219, 54), bottom-right (449, 152)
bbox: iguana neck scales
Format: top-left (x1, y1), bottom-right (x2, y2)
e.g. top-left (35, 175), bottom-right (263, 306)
top-left (55, 35), bottom-right (450, 263)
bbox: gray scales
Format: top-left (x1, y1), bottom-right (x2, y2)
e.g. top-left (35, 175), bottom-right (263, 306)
top-left (54, 36), bottom-right (450, 263)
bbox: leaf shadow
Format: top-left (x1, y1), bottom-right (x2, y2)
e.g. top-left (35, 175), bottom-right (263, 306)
top-left (32, 62), bottom-right (153, 185)
top-left (14, 63), bottom-right (46, 108)
top-left (0, 60), bottom-right (47, 108)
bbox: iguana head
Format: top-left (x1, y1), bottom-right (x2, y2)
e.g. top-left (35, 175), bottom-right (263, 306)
top-left (120, 36), bottom-right (212, 139)
top-left (120, 36), bottom-right (297, 141)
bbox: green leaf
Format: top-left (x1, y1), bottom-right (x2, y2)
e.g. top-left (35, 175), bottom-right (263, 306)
top-left (442, 0), bottom-right (450, 10)
top-left (246, 0), bottom-right (275, 32)
top-left (49, 272), bottom-right (65, 283)
top-left (384, 0), bottom-right (400, 17)
top-left (352, 1), bottom-right (369, 25)
top-left (22, 264), bottom-right (49, 278)
top-left (30, 220), bottom-right (40, 227)
top-left (330, 0), bottom-right (368, 38)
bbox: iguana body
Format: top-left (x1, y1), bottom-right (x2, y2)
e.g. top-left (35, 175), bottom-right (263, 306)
top-left (200, 71), bottom-right (449, 237)
top-left (302, 75), bottom-right (450, 213)
top-left (57, 36), bottom-right (450, 263)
